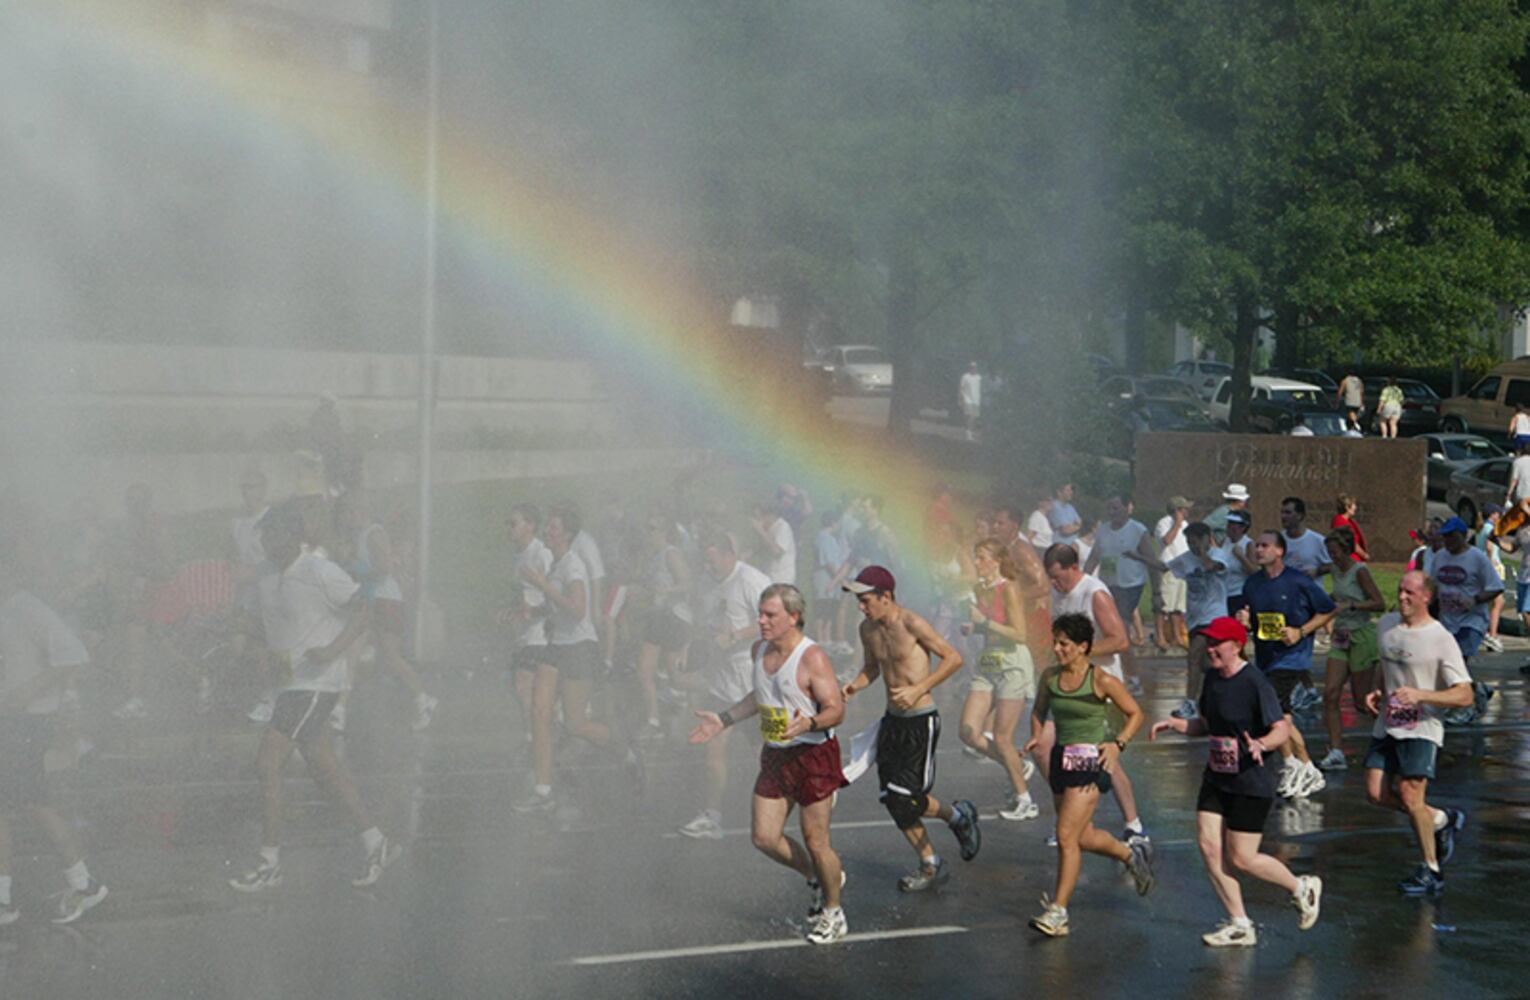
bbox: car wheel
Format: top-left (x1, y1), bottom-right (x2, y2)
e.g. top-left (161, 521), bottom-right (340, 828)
top-left (1457, 498), bottom-right (1478, 526)
top-left (1440, 416), bottom-right (1468, 434)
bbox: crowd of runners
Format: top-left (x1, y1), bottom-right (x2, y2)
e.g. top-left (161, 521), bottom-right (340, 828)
top-left (0, 445), bottom-right (1514, 949)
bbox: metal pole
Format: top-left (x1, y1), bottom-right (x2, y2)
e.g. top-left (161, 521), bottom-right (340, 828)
top-left (412, 0), bottom-right (440, 662)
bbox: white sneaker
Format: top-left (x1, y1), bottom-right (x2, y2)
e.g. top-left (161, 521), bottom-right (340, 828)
top-left (112, 698), bottom-right (147, 721)
top-left (1291, 762), bottom-right (1325, 798)
top-left (1276, 762), bottom-right (1300, 798)
top-left (1022, 756), bottom-right (1037, 781)
top-left (411, 694), bottom-right (439, 732)
top-left (1292, 874), bottom-right (1322, 930)
top-left (998, 793), bottom-right (1040, 821)
top-left (1483, 634), bottom-right (1504, 653)
top-left (678, 811), bottom-right (723, 840)
top-left (1317, 748), bottom-right (1348, 771)
top-left (1202, 919), bottom-right (1257, 947)
top-left (806, 907), bottom-right (847, 945)
top-left (352, 836), bottom-right (402, 888)
top-left (247, 696), bottom-right (275, 724)
top-left (1171, 699), bottom-right (1199, 720)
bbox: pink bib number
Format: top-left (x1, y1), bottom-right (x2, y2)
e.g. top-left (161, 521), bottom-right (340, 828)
top-left (1331, 628), bottom-right (1351, 651)
top-left (1061, 743), bottom-right (1100, 772)
top-left (1385, 694), bottom-right (1420, 730)
top-left (1208, 735), bottom-right (1240, 774)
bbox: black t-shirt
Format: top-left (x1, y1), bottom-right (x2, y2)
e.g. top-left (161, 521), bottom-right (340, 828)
top-left (1197, 662), bottom-right (1285, 797)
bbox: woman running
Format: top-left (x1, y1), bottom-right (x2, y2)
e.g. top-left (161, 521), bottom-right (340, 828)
top-left (1150, 616), bottom-right (1322, 946)
top-left (1317, 529), bottom-right (1384, 771)
top-left (1022, 613), bottom-right (1153, 936)
top-left (958, 539), bottom-right (1038, 821)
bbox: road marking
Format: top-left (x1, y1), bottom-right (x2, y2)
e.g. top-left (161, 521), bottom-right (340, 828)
top-left (568, 924), bottom-right (968, 965)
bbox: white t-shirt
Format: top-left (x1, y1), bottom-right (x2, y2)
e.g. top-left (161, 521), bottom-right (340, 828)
top-left (571, 530), bottom-right (606, 583)
top-left (1093, 519), bottom-right (1149, 589)
top-left (761, 517), bottom-right (797, 585)
top-left (1282, 530), bottom-right (1331, 575)
top-left (1026, 510), bottom-right (1054, 548)
top-left (257, 552), bottom-right (360, 693)
top-left (1051, 575), bottom-right (1122, 679)
top-left (1218, 536), bottom-right (1253, 597)
top-left (230, 507), bottom-right (268, 567)
top-left (547, 549), bottom-right (598, 645)
top-left (1513, 455), bottom-right (1530, 501)
top-left (959, 372), bottom-right (981, 409)
top-left (0, 591), bottom-right (90, 714)
top-left (1429, 546), bottom-right (1503, 634)
top-left (1155, 515), bottom-right (1190, 562)
top-left (513, 538), bottom-right (554, 647)
top-left (1512, 413), bottom-right (1530, 436)
top-left (1169, 549), bottom-right (1231, 630)
top-left (704, 560), bottom-right (771, 654)
top-left (1374, 613), bottom-right (1471, 746)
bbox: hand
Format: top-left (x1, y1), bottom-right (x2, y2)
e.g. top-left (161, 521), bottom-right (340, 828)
top-left (841, 682), bottom-right (857, 701)
top-left (888, 683), bottom-right (923, 711)
top-left (1281, 626), bottom-right (1303, 646)
top-left (1235, 607), bottom-right (1251, 629)
top-left (1097, 742), bottom-right (1120, 774)
top-left (1242, 731), bottom-right (1265, 766)
top-left (782, 709), bottom-right (814, 741)
top-left (1148, 719), bottom-right (1181, 742)
top-left (1391, 686), bottom-right (1420, 707)
top-left (521, 565), bottom-right (548, 589)
top-left (1364, 689), bottom-right (1381, 715)
top-left (688, 710), bottom-right (723, 744)
top-left (969, 603), bottom-right (986, 624)
top-left (1021, 736), bottom-right (1040, 755)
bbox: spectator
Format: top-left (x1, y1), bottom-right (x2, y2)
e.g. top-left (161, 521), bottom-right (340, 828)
top-left (959, 362), bottom-right (982, 441)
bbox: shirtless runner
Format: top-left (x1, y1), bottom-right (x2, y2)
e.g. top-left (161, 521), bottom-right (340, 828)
top-left (841, 566), bottom-right (981, 891)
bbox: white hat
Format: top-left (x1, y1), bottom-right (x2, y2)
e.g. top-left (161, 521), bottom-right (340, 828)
top-left (1223, 483), bottom-right (1250, 502)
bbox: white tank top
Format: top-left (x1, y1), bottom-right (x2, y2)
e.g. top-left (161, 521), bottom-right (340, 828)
top-left (1051, 575), bottom-right (1123, 679)
top-left (752, 636), bottom-right (827, 747)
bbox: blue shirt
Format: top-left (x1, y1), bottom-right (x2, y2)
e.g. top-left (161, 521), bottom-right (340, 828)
top-left (1049, 501), bottom-right (1082, 543)
top-left (1242, 567), bottom-right (1335, 673)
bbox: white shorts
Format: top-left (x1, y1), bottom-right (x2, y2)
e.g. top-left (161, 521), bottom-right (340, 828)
top-left (1158, 572), bottom-right (1187, 614)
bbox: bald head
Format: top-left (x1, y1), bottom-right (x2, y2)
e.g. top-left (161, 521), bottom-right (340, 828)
top-left (1397, 570), bottom-right (1435, 624)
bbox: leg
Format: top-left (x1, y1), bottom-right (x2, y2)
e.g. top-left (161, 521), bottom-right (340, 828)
top-left (256, 727), bottom-right (297, 848)
top-left (1284, 712), bottom-right (1311, 764)
top-left (990, 697), bottom-right (1031, 796)
top-left (559, 678), bottom-right (612, 749)
top-left (532, 663), bottom-right (559, 788)
top-left (750, 795), bottom-right (813, 878)
top-left (1110, 763), bottom-right (1140, 826)
top-left (300, 726), bottom-right (374, 832)
top-left (512, 668), bottom-right (535, 734)
top-left (799, 796), bottom-right (842, 908)
top-left (1034, 719), bottom-right (1056, 780)
top-left (1322, 659), bottom-right (1347, 751)
top-left (636, 641), bottom-right (661, 724)
top-left (25, 805), bottom-right (85, 869)
top-left (1396, 777), bottom-right (1438, 867)
top-left (1489, 593), bottom-right (1503, 639)
top-left (704, 728), bottom-right (729, 813)
top-left (1225, 829), bottom-right (1299, 893)
top-left (1053, 787), bottom-right (1123, 908)
top-left (1197, 811), bottom-right (1246, 920)
top-left (378, 630), bottom-right (426, 701)
top-left (1349, 668), bottom-right (1376, 717)
top-left (958, 688), bottom-right (994, 754)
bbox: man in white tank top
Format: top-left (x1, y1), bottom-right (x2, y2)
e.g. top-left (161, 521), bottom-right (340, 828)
top-left (690, 584), bottom-right (850, 944)
top-left (1043, 543), bottom-right (1152, 852)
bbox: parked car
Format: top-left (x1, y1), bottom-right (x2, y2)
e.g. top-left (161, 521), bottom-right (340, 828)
top-left (1101, 396), bottom-right (1222, 458)
top-left (1438, 358), bottom-right (1530, 438)
top-left (815, 344), bottom-right (893, 394)
top-left (1361, 377), bottom-right (1441, 435)
top-left (1165, 359), bottom-right (1233, 401)
top-left (1262, 367), bottom-right (1339, 395)
top-left (1099, 374), bottom-right (1204, 408)
top-left (1444, 456), bottom-right (1512, 526)
top-left (1420, 433), bottom-right (1506, 500)
top-left (1207, 376), bottom-right (1348, 434)
top-left (1086, 353), bottom-right (1123, 381)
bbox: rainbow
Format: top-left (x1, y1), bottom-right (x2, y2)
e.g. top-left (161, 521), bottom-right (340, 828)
top-left (13, 1), bottom-right (976, 572)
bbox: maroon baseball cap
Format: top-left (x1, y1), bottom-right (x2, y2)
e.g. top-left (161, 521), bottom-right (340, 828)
top-left (844, 565), bottom-right (896, 595)
top-left (1197, 616), bottom-right (1247, 647)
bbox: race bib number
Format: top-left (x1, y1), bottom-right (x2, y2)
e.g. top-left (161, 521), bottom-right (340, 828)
top-left (1061, 743), bottom-right (1101, 773)
top-left (759, 705), bottom-right (790, 742)
top-left (1208, 735), bottom-right (1240, 774)
top-left (1385, 694), bottom-right (1420, 731)
top-left (978, 650), bottom-right (1006, 676)
top-left (1256, 612), bottom-right (1287, 642)
top-left (1332, 628), bottom-right (1351, 651)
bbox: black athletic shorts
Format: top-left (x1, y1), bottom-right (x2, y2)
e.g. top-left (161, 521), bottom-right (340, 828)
top-left (1196, 780), bottom-right (1275, 833)
top-left (270, 690), bottom-right (339, 744)
top-left (1047, 742), bottom-right (1113, 796)
top-left (643, 609), bottom-right (691, 654)
top-left (0, 714), bottom-right (52, 809)
top-left (547, 640), bottom-right (601, 682)
top-left (876, 709), bottom-right (940, 802)
top-left (1267, 670), bottom-right (1313, 715)
top-left (510, 644), bottom-right (552, 673)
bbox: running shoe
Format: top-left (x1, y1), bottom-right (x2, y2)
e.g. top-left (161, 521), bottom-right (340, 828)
top-left (229, 859), bottom-right (282, 893)
top-left (998, 793), bottom-right (1040, 821)
top-left (112, 698), bottom-right (147, 721)
top-left (1317, 748), bottom-right (1348, 771)
top-left (807, 870), bottom-right (847, 918)
top-left (960, 744), bottom-right (986, 762)
top-left (1291, 874), bottom-right (1322, 930)
top-left (1170, 699), bottom-right (1199, 720)
top-left (1202, 920), bottom-right (1257, 947)
top-left (0, 904), bottom-right (18, 927)
top-left (897, 859), bottom-right (949, 892)
top-left (52, 880), bottom-right (108, 924)
top-left (1023, 756), bottom-right (1037, 781)
top-left (677, 810), bottom-right (722, 839)
top-left (1124, 828), bottom-right (1153, 861)
top-left (411, 694), bottom-right (439, 732)
top-left (1435, 808), bottom-right (1466, 866)
top-left (1029, 894), bottom-right (1069, 937)
top-left (1126, 839), bottom-right (1155, 896)
top-left (805, 907), bottom-right (847, 945)
top-left (352, 837), bottom-right (402, 888)
top-left (247, 696), bottom-right (275, 724)
top-left (951, 800), bottom-right (982, 861)
top-left (1045, 831), bottom-right (1059, 848)
top-left (512, 790), bottom-right (557, 815)
top-left (1398, 864), bottom-right (1444, 896)
top-left (1276, 762), bottom-right (1301, 798)
top-left (1300, 761), bottom-right (1327, 796)
top-left (1483, 634), bottom-right (1504, 653)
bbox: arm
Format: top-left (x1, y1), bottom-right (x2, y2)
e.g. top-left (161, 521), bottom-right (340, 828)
top-left (1124, 530), bottom-right (1164, 570)
top-left (1022, 673), bottom-right (1053, 753)
top-left (889, 612), bottom-right (963, 709)
top-left (841, 623), bottom-right (882, 699)
top-left (1344, 566), bottom-right (1387, 615)
top-left (971, 582), bottom-right (1027, 644)
top-left (753, 518), bottom-right (786, 559)
top-left (1159, 515), bottom-right (1185, 549)
top-left (1089, 588), bottom-right (1130, 659)
top-left (1282, 608), bottom-right (1336, 646)
top-left (1390, 680), bottom-right (1474, 710)
top-left (309, 598), bottom-right (371, 664)
top-left (781, 647), bottom-right (847, 741)
top-left (1150, 715), bottom-right (1208, 740)
top-left (1092, 671), bottom-right (1144, 772)
top-left (1232, 541), bottom-right (1259, 574)
top-left (688, 690), bottom-right (760, 744)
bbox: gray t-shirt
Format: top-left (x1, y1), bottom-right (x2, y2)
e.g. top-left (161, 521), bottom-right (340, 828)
top-left (1373, 613), bottom-right (1471, 746)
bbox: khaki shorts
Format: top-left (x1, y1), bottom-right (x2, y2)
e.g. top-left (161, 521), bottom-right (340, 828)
top-left (969, 643), bottom-right (1036, 701)
top-left (1329, 622), bottom-right (1379, 673)
top-left (1158, 572), bottom-right (1187, 614)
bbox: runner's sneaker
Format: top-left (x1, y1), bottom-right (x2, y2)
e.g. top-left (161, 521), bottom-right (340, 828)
top-left (897, 858), bottom-right (949, 892)
top-left (247, 696), bottom-right (275, 724)
top-left (1045, 831), bottom-right (1059, 848)
top-left (1483, 634), bottom-right (1504, 652)
top-left (1125, 828), bottom-right (1153, 861)
top-left (677, 810), bottom-right (722, 839)
top-left (1202, 919), bottom-right (1257, 947)
top-left (1435, 808), bottom-right (1466, 866)
top-left (1297, 761), bottom-right (1326, 796)
top-left (951, 800), bottom-right (982, 861)
top-left (352, 836), bottom-right (402, 888)
top-left (1291, 874), bottom-right (1322, 930)
top-left (1276, 762), bottom-right (1301, 798)
top-left (1126, 839), bottom-right (1155, 895)
top-left (229, 858), bottom-right (282, 893)
top-left (52, 880), bottom-right (108, 924)
top-left (805, 907), bottom-right (847, 945)
top-left (1170, 699), bottom-right (1198, 720)
top-left (1317, 748), bottom-right (1348, 771)
top-left (1023, 756), bottom-right (1037, 781)
top-left (512, 790), bottom-right (557, 815)
top-left (807, 870), bottom-right (847, 918)
top-left (998, 793), bottom-right (1040, 821)
top-left (1029, 894), bottom-right (1069, 937)
top-left (411, 694), bottom-right (439, 732)
top-left (1398, 864), bottom-right (1444, 895)
top-left (112, 697), bottom-right (147, 721)
top-left (960, 745), bottom-right (986, 762)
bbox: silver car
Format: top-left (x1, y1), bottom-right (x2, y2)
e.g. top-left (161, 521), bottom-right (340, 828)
top-left (1443, 456), bottom-right (1511, 526)
top-left (1420, 433), bottom-right (1505, 500)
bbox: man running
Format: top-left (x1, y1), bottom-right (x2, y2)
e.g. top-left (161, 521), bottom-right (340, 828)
top-left (1240, 531), bottom-right (1336, 800)
top-left (841, 566), bottom-right (981, 891)
top-left (1431, 516), bottom-right (1502, 725)
top-left (1363, 572), bottom-right (1473, 894)
top-left (690, 584), bottom-right (849, 944)
top-left (1134, 523), bottom-right (1231, 721)
top-left (1279, 497), bottom-right (1332, 579)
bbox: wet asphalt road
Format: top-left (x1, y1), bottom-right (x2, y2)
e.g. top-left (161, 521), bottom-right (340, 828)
top-left (3, 649), bottom-right (1528, 1000)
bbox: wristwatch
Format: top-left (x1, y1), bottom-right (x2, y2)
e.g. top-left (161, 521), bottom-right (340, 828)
top-left (1113, 739), bottom-right (1127, 752)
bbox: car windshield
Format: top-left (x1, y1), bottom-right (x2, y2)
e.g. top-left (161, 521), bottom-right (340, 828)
top-left (1270, 388), bottom-right (1323, 405)
top-left (843, 348), bottom-right (888, 365)
top-left (1446, 438), bottom-right (1504, 460)
top-left (1199, 362), bottom-right (1231, 375)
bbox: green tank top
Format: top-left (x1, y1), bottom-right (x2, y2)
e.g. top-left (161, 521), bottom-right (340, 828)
top-left (1330, 561), bottom-right (1371, 631)
top-left (1048, 665), bottom-right (1108, 745)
